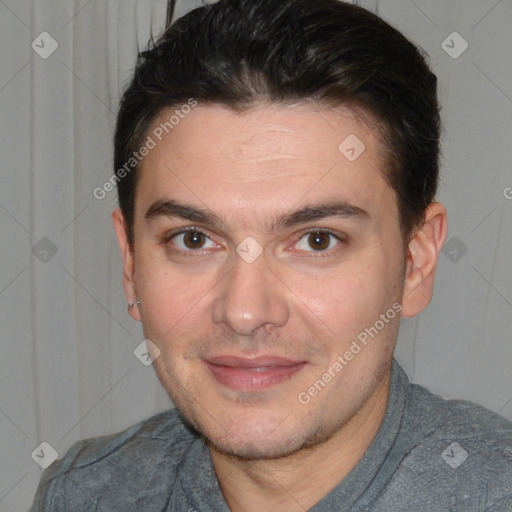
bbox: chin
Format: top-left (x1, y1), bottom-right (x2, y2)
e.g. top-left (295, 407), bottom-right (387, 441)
top-left (187, 405), bottom-right (342, 461)
top-left (175, 402), bottom-right (305, 459)
top-left (206, 429), bottom-right (309, 460)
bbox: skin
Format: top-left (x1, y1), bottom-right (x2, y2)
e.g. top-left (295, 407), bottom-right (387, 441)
top-left (113, 102), bottom-right (447, 511)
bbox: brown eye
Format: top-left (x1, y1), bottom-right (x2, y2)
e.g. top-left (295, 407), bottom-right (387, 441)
top-left (307, 232), bottom-right (331, 251)
top-left (294, 230), bottom-right (342, 253)
top-left (308, 233), bottom-right (331, 251)
top-left (168, 229), bottom-right (217, 253)
top-left (183, 230), bottom-right (207, 249)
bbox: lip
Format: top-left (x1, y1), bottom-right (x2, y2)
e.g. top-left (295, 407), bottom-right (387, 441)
top-left (204, 355), bottom-right (304, 367)
top-left (203, 355), bottom-right (307, 391)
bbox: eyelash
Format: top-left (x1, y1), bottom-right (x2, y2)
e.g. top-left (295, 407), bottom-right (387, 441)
top-left (160, 226), bottom-right (347, 258)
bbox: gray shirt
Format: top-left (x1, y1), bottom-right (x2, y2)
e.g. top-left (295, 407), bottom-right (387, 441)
top-left (30, 360), bottom-right (512, 511)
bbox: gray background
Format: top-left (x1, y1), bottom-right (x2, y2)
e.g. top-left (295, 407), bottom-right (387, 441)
top-left (0, 0), bottom-right (511, 510)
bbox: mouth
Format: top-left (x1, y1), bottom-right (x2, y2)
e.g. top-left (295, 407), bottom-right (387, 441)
top-left (203, 355), bottom-right (308, 391)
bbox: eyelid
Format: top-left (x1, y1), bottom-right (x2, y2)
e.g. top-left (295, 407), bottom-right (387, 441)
top-left (290, 228), bottom-right (347, 255)
top-left (161, 225), bottom-right (215, 243)
top-left (294, 227), bottom-right (347, 241)
top-left (161, 225), bottom-right (348, 256)
top-left (161, 226), bottom-right (222, 255)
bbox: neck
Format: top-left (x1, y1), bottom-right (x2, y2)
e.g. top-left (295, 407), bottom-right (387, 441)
top-left (208, 370), bottom-right (392, 512)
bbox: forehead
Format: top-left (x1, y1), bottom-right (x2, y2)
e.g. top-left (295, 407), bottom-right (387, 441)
top-left (135, 102), bottom-right (395, 231)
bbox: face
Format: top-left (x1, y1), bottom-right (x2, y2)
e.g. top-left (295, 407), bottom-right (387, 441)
top-left (116, 102), bottom-right (409, 459)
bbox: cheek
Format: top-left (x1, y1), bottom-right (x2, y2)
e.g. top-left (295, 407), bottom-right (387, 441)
top-left (134, 257), bottom-right (209, 340)
top-left (287, 254), bottom-right (389, 325)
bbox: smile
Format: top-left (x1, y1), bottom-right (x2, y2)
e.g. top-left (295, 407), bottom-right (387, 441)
top-left (203, 356), bottom-right (308, 391)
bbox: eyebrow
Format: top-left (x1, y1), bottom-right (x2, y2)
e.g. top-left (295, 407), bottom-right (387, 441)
top-left (144, 198), bottom-right (370, 231)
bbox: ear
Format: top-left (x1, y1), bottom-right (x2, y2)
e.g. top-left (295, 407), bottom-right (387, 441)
top-left (112, 207), bottom-right (141, 322)
top-left (401, 202), bottom-right (448, 318)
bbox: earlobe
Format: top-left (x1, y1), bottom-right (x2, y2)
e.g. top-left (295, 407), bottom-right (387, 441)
top-left (112, 207), bottom-right (141, 322)
top-left (401, 202), bottom-right (448, 318)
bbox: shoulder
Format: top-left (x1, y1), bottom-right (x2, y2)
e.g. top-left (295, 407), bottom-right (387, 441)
top-left (405, 379), bottom-right (512, 456)
top-left (397, 376), bottom-right (512, 509)
top-left (30, 408), bottom-right (200, 511)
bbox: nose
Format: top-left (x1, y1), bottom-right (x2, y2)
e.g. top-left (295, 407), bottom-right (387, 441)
top-left (211, 250), bottom-right (290, 336)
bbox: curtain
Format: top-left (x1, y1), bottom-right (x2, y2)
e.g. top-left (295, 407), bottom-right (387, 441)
top-left (0, 1), bottom-right (175, 509)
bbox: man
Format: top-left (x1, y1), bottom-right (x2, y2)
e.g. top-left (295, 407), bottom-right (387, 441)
top-left (31, 0), bottom-right (512, 510)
